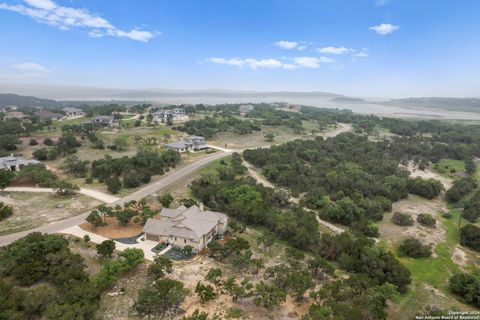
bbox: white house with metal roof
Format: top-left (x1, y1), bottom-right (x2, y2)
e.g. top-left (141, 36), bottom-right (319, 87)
top-left (152, 108), bottom-right (188, 124)
top-left (143, 205), bottom-right (228, 252)
top-left (165, 136), bottom-right (208, 153)
top-left (63, 107), bottom-right (84, 119)
top-left (0, 156), bottom-right (39, 172)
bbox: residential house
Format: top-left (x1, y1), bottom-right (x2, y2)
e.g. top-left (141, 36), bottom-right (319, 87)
top-left (3, 111), bottom-right (26, 120)
top-left (152, 108), bottom-right (188, 124)
top-left (0, 156), bottom-right (39, 172)
top-left (63, 107), bottom-right (84, 119)
top-left (165, 136), bottom-right (208, 153)
top-left (35, 110), bottom-right (63, 121)
top-left (86, 115), bottom-right (119, 127)
top-left (143, 205), bottom-right (228, 253)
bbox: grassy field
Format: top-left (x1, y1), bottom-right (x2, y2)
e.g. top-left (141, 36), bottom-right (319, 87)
top-left (386, 208), bottom-right (479, 318)
top-left (432, 159), bottom-right (466, 179)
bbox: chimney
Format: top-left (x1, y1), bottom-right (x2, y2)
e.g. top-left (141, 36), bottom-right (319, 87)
top-left (199, 202), bottom-right (204, 211)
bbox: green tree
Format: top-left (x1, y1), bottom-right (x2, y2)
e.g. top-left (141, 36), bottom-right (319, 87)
top-left (135, 278), bottom-right (189, 316)
top-left (54, 180), bottom-right (79, 196)
top-left (195, 281), bottom-right (218, 303)
top-left (86, 210), bottom-right (102, 228)
top-left (96, 240), bottom-right (115, 258)
top-left (106, 175), bottom-right (122, 194)
top-left (253, 282), bottom-right (287, 310)
top-left (158, 193), bottom-right (174, 208)
top-left (398, 237), bottom-right (432, 258)
top-left (147, 256), bottom-right (173, 280)
top-left (264, 132), bottom-right (275, 142)
top-left (0, 202), bottom-right (13, 221)
top-left (0, 169), bottom-right (15, 189)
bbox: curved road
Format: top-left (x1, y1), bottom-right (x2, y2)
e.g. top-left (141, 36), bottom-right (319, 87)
top-left (0, 151), bottom-right (232, 247)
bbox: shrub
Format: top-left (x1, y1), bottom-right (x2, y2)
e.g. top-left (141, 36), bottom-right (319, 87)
top-left (417, 213), bottom-right (436, 227)
top-left (123, 171), bottom-right (141, 188)
top-left (83, 235), bottom-right (90, 243)
top-left (106, 175), bottom-right (122, 194)
top-left (96, 240), bottom-right (115, 258)
top-left (43, 138), bottom-right (54, 146)
top-left (29, 138), bottom-right (38, 146)
top-left (0, 202), bottom-right (13, 221)
top-left (85, 177), bottom-right (93, 184)
top-left (460, 224), bottom-right (480, 252)
top-left (450, 273), bottom-right (480, 307)
top-left (442, 212), bottom-right (453, 219)
top-left (32, 148), bottom-right (48, 160)
top-left (158, 193), bottom-right (174, 208)
top-left (407, 177), bottom-right (443, 199)
top-left (398, 237), bottom-right (432, 258)
top-left (392, 212), bottom-right (414, 226)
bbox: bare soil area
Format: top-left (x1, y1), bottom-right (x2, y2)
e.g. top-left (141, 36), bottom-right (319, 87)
top-left (404, 161), bottom-right (452, 189)
top-left (80, 216), bottom-right (144, 238)
top-left (378, 195), bottom-right (447, 255)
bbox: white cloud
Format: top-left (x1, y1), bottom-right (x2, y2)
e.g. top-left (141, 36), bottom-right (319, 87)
top-left (0, 0), bottom-right (156, 42)
top-left (245, 58), bottom-right (283, 69)
top-left (369, 23), bottom-right (399, 35)
top-left (208, 57), bottom-right (283, 69)
top-left (352, 49), bottom-right (369, 58)
top-left (208, 54), bottom-right (335, 70)
top-left (275, 40), bottom-right (298, 50)
top-left (11, 62), bottom-right (51, 73)
top-left (316, 46), bottom-right (350, 55)
top-left (275, 40), bottom-right (307, 50)
top-left (293, 57), bottom-right (321, 69)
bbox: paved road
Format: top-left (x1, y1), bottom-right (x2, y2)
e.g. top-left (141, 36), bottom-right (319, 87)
top-left (0, 151), bottom-right (232, 247)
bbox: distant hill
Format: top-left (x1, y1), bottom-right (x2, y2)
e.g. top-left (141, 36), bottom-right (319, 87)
top-left (0, 93), bottom-right (60, 108)
top-left (330, 96), bottom-right (366, 103)
top-left (383, 97), bottom-right (480, 112)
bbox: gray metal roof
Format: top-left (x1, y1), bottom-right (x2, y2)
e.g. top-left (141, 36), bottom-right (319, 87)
top-left (143, 205), bottom-right (227, 241)
top-left (165, 140), bottom-right (191, 149)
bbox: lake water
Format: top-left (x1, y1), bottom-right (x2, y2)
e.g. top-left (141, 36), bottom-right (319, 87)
top-left (147, 95), bottom-right (480, 121)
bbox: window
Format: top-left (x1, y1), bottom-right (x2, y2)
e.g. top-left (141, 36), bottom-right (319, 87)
top-left (175, 237), bottom-right (177, 241)
top-left (184, 239), bottom-right (187, 243)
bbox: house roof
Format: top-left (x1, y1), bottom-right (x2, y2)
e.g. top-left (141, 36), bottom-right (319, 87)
top-left (63, 107), bottom-right (83, 113)
top-left (143, 205), bottom-right (227, 241)
top-left (166, 140), bottom-right (191, 149)
top-left (35, 110), bottom-right (62, 119)
top-left (0, 156), bottom-right (39, 168)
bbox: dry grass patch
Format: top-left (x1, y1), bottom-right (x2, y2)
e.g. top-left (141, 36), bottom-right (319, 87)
top-left (0, 192), bottom-right (100, 235)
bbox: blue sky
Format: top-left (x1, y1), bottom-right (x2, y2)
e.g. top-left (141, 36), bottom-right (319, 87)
top-left (0, 0), bottom-right (479, 97)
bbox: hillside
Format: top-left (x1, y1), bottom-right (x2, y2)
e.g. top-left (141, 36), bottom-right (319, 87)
top-left (0, 93), bottom-right (59, 108)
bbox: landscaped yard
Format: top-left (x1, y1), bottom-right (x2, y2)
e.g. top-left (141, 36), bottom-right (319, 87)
top-left (0, 192), bottom-right (101, 235)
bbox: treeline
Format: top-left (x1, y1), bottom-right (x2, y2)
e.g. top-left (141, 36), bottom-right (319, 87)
top-left (91, 148), bottom-right (180, 193)
top-left (176, 116), bottom-right (261, 138)
top-left (243, 133), bottom-right (443, 235)
top-left (190, 154), bottom-right (411, 298)
top-left (0, 233), bottom-right (145, 319)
